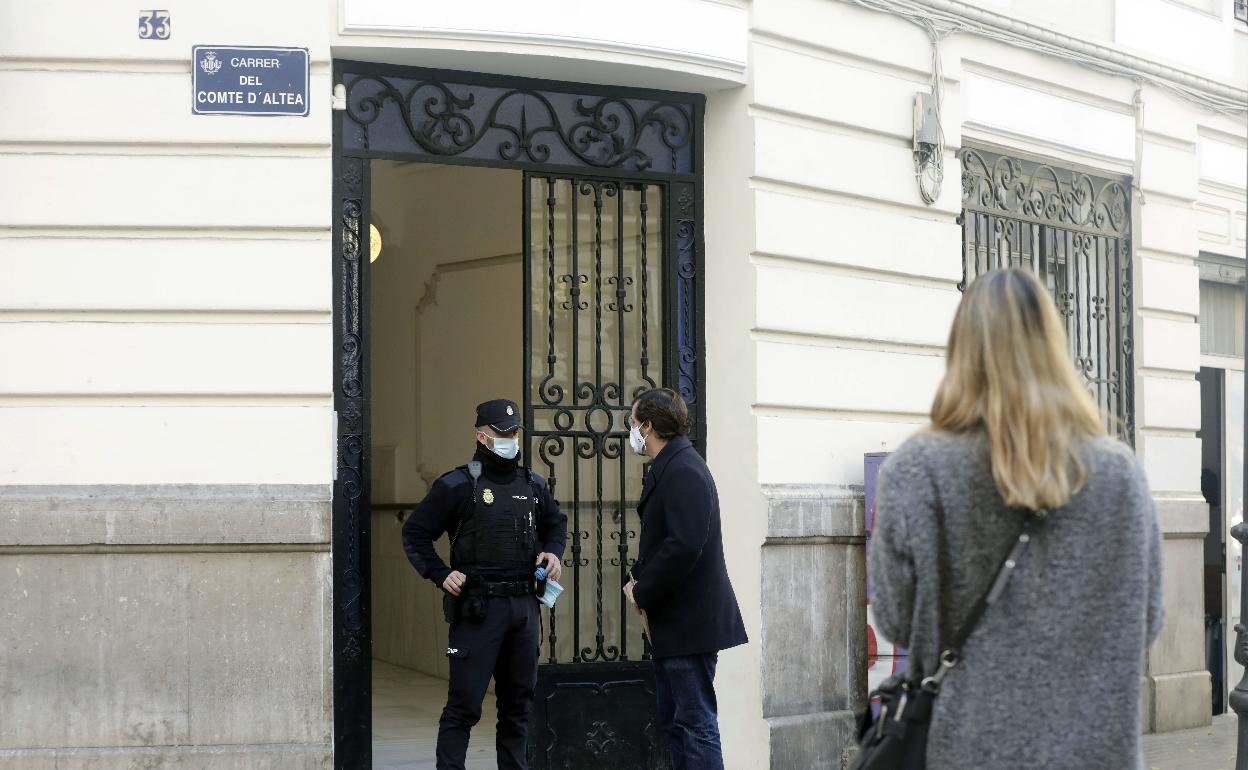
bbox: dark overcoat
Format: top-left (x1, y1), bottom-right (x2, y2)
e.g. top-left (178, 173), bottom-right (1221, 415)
top-left (631, 436), bottom-right (748, 658)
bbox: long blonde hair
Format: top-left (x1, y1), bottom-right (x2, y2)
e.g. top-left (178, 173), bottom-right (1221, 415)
top-left (931, 268), bottom-right (1106, 510)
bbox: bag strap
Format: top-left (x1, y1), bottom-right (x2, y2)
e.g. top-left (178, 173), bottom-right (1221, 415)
top-left (921, 508), bottom-right (1048, 693)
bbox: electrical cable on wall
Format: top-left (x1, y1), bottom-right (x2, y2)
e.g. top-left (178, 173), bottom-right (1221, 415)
top-left (914, 22), bottom-right (950, 205)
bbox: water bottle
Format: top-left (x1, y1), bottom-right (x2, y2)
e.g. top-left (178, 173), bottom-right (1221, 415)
top-left (534, 566), bottom-right (564, 609)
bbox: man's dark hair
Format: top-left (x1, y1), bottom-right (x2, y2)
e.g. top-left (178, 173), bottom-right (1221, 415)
top-left (631, 388), bottom-right (689, 439)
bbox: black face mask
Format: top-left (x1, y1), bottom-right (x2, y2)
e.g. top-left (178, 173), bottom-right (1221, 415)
top-left (474, 438), bottom-right (519, 479)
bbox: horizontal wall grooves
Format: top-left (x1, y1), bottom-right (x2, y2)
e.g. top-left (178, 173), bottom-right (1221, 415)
top-left (751, 251), bottom-right (959, 291)
top-left (0, 542), bottom-right (331, 555)
top-left (0, 143), bottom-right (331, 157)
top-left (0, 395), bottom-right (331, 406)
top-left (753, 404), bottom-right (929, 422)
top-left (751, 329), bottom-right (944, 357)
top-left (763, 535), bottom-right (866, 546)
top-left (0, 311), bottom-right (331, 323)
top-left (750, 176), bottom-right (958, 220)
top-left (749, 29), bottom-right (935, 83)
top-left (0, 227), bottom-right (329, 239)
top-left (0, 58), bottom-right (333, 73)
top-left (748, 104), bottom-right (920, 149)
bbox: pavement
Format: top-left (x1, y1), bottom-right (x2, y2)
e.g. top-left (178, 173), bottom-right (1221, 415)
top-left (374, 660), bottom-right (1239, 770)
top-left (1142, 714), bottom-right (1237, 770)
top-left (372, 660), bottom-right (497, 770)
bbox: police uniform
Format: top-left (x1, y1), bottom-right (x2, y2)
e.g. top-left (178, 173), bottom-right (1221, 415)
top-left (401, 399), bottom-right (567, 770)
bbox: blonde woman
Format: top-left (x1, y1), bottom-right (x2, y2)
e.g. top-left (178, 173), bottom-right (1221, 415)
top-left (869, 268), bottom-right (1163, 770)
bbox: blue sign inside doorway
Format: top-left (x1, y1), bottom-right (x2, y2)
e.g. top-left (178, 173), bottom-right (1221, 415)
top-left (192, 45), bottom-right (309, 116)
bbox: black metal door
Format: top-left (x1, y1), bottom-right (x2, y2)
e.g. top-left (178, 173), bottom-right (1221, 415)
top-left (523, 173), bottom-right (678, 768)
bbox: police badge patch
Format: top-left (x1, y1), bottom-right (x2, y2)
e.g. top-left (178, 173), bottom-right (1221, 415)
top-left (483, 489), bottom-right (495, 505)
top-left (506, 404), bottom-right (515, 416)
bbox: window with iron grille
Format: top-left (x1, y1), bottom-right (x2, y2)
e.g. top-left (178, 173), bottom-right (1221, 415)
top-left (959, 147), bottom-right (1134, 442)
top-left (1236, 0), bottom-right (1248, 25)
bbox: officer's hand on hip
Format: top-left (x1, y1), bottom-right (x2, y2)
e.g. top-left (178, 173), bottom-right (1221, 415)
top-left (443, 570), bottom-right (467, 597)
top-left (536, 553), bottom-right (562, 582)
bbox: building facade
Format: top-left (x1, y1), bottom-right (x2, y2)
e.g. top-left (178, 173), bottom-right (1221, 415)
top-left (1, 1), bottom-right (1246, 768)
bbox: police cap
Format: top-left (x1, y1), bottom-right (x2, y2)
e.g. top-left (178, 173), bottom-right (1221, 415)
top-left (474, 399), bottom-right (521, 433)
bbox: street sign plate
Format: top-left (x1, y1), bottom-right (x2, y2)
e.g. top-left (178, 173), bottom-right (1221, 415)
top-left (192, 45), bottom-right (309, 116)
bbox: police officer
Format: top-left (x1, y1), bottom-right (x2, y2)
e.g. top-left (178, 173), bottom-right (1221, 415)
top-left (402, 398), bottom-right (567, 770)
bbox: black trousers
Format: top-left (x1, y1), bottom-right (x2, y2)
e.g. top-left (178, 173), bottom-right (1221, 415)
top-left (436, 594), bottom-right (540, 770)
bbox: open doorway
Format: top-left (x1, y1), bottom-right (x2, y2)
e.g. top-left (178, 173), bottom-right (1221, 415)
top-left (330, 61), bottom-right (705, 769)
top-left (1196, 261), bottom-right (1247, 717)
top-left (1199, 367), bottom-right (1227, 715)
top-left (368, 161), bottom-right (522, 767)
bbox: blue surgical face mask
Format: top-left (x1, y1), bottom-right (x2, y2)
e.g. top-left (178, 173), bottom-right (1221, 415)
top-left (490, 436), bottom-right (520, 460)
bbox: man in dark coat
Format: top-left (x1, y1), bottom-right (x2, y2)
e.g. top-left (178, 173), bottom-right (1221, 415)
top-left (623, 388), bottom-right (747, 770)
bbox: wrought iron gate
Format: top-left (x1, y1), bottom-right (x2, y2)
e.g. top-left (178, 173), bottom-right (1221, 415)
top-left (331, 61), bottom-right (703, 769)
top-left (958, 147), bottom-right (1134, 442)
top-left (523, 173), bottom-right (684, 767)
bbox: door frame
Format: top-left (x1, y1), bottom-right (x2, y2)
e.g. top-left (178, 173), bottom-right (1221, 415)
top-left (330, 60), bottom-right (706, 769)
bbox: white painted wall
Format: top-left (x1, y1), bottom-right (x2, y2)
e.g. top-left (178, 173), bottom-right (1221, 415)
top-left (332, 0), bottom-right (748, 91)
top-left (1198, 132), bottom-right (1248, 260)
top-left (962, 71), bottom-right (1136, 162)
top-left (1115, 0), bottom-right (1240, 80)
top-left (704, 80), bottom-right (771, 769)
top-left (341, 0), bottom-right (746, 75)
top-left (0, 2), bottom-right (336, 762)
top-left (750, 0), bottom-right (964, 487)
top-left (0, 0), bottom-right (334, 486)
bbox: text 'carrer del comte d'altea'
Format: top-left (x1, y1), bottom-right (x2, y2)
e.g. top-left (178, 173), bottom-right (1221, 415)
top-left (195, 52), bottom-right (305, 107)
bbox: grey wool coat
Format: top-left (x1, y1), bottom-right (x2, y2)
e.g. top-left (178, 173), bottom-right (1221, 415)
top-left (869, 430), bottom-right (1164, 770)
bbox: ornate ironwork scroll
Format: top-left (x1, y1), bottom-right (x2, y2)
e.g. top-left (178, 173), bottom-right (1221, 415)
top-left (332, 152), bottom-right (372, 766)
top-left (341, 65), bottom-right (695, 174)
top-left (959, 147), bottom-right (1134, 442)
top-left (670, 181), bottom-right (700, 440)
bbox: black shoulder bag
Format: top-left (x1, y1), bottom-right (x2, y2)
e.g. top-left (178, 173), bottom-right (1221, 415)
top-left (851, 508), bottom-right (1047, 770)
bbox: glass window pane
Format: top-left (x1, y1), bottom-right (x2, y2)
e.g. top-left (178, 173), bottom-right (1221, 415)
top-left (1200, 280), bottom-right (1246, 358)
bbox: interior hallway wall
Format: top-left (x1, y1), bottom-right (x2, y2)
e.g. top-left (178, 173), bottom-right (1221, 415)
top-left (369, 162), bottom-right (523, 679)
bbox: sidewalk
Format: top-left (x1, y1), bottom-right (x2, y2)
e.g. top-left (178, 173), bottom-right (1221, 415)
top-left (1142, 714), bottom-right (1236, 770)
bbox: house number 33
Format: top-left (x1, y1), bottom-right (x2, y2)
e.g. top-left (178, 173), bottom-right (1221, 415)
top-left (138, 10), bottom-right (171, 40)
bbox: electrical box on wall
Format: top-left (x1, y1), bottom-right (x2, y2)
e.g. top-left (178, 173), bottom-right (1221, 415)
top-left (913, 91), bottom-right (939, 149)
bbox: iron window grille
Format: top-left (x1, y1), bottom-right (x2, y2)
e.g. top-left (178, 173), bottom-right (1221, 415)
top-left (1236, 0), bottom-right (1247, 24)
top-left (959, 147), bottom-right (1135, 443)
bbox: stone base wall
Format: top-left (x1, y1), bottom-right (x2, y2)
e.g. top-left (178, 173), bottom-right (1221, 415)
top-left (760, 484), bottom-right (866, 770)
top-left (1148, 497), bottom-right (1213, 732)
top-left (0, 486), bottom-right (333, 766)
top-left (0, 745), bottom-right (331, 770)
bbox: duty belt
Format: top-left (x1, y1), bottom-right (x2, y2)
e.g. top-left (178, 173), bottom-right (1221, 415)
top-left (466, 579), bottom-right (535, 598)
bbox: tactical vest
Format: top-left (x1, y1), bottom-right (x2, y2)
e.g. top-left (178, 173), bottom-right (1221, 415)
top-left (450, 465), bottom-right (539, 573)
